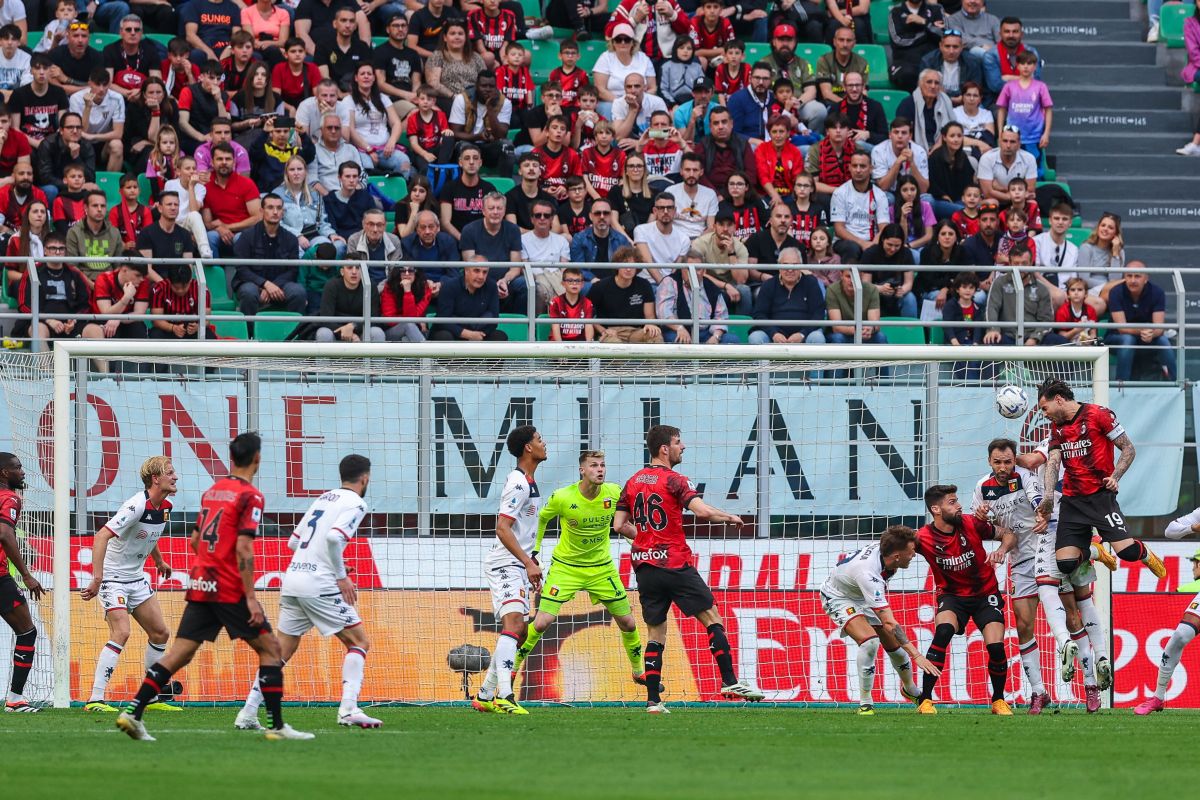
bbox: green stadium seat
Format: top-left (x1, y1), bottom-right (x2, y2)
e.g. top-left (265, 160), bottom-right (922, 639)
top-left (137, 173), bottom-right (153, 204)
top-left (367, 175), bottom-right (409, 203)
top-left (726, 314), bottom-right (753, 342)
top-left (880, 317), bottom-right (927, 345)
top-left (535, 312), bottom-right (552, 341)
top-left (96, 171), bottom-right (123, 206)
top-left (928, 324), bottom-right (944, 345)
top-left (372, 36), bottom-right (388, 47)
top-left (796, 43), bottom-right (831, 64)
top-left (870, 1), bottom-right (895, 45)
top-left (498, 312), bottom-right (530, 342)
top-left (204, 265), bottom-right (236, 311)
top-left (25, 32), bottom-right (41, 50)
top-left (146, 33), bottom-right (173, 47)
top-left (1162, 2), bottom-right (1189, 48)
top-left (854, 45), bottom-right (891, 89)
top-left (744, 42), bottom-right (771, 65)
top-left (578, 39), bottom-right (607, 72)
top-left (253, 311), bottom-right (302, 341)
top-left (490, 177), bottom-right (515, 194)
top-left (871, 88), bottom-right (906, 121)
top-left (518, 0), bottom-right (542, 19)
top-left (89, 32), bottom-right (119, 51)
top-left (210, 311), bottom-right (249, 340)
top-left (529, 40), bottom-right (559, 82)
top-left (1065, 227), bottom-right (1090, 247)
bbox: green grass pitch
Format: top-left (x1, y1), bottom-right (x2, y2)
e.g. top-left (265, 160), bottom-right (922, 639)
top-left (0, 706), bottom-right (1193, 799)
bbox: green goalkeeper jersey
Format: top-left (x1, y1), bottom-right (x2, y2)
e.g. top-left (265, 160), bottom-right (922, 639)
top-left (536, 481), bottom-right (622, 567)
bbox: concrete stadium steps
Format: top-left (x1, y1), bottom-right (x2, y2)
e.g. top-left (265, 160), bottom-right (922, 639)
top-left (1054, 109), bottom-right (1193, 135)
top-left (1052, 85), bottom-right (1184, 111)
top-left (1030, 41), bottom-right (1158, 66)
top-left (1054, 154), bottom-right (1200, 176)
top-left (1119, 222), bottom-right (1200, 248)
top-left (1064, 175), bottom-right (1197, 200)
top-left (1022, 18), bottom-right (1145, 41)
top-left (1041, 64), bottom-right (1169, 86)
top-left (1000, 0), bottom-right (1131, 20)
top-left (1053, 132), bottom-right (1188, 154)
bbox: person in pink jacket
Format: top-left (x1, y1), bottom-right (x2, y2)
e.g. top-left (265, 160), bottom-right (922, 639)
top-left (1176, 1), bottom-right (1200, 156)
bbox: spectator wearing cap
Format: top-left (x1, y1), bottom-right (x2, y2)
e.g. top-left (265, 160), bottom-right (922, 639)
top-left (693, 105), bottom-right (759, 195)
top-left (896, 70), bottom-right (955, 155)
top-left (888, 0), bottom-right (945, 92)
top-left (692, 208), bottom-right (750, 313)
top-left (982, 16), bottom-right (1041, 99)
top-left (748, 247), bottom-right (825, 346)
top-left (962, 199), bottom-right (1001, 267)
top-left (593, 23), bottom-right (657, 113)
top-left (1104, 264), bottom-right (1175, 382)
top-left (816, 28), bottom-right (871, 104)
top-left (919, 30), bottom-right (983, 106)
top-left (248, 116), bottom-right (316, 192)
top-left (833, 72), bottom-right (887, 150)
top-left (830, 151), bottom-right (889, 261)
top-left (946, 0), bottom-right (1001, 56)
top-left (605, 0), bottom-right (689, 63)
top-left (655, 252), bottom-right (737, 344)
top-left (673, 78), bottom-right (718, 142)
top-left (759, 24), bottom-right (827, 133)
top-left (982, 243), bottom-right (1064, 347)
top-left (976, 125), bottom-right (1037, 203)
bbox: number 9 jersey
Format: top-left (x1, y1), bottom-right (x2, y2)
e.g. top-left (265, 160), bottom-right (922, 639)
top-left (618, 464), bottom-right (700, 570)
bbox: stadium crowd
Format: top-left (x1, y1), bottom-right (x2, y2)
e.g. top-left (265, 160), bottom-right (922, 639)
top-left (0, 0), bottom-right (1176, 379)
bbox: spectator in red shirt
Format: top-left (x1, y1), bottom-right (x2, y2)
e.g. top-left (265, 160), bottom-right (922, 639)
top-left (690, 0), bottom-right (735, 68)
top-left (0, 108), bottom-right (32, 186)
top-left (607, 0), bottom-right (690, 62)
top-left (547, 266), bottom-right (594, 342)
top-left (109, 174), bottom-right (154, 249)
top-left (1054, 276), bottom-right (1098, 345)
top-left (271, 37), bottom-right (322, 113)
top-left (405, 86), bottom-right (451, 174)
top-left (548, 40), bottom-right (588, 110)
top-left (161, 38), bottom-right (200, 101)
top-left (0, 162), bottom-right (48, 234)
top-left (533, 115), bottom-right (581, 202)
top-left (201, 142), bottom-right (264, 256)
top-left (754, 115), bottom-right (803, 208)
top-left (51, 162), bottom-right (89, 230)
top-left (380, 264), bottom-right (432, 342)
top-left (466, 0), bottom-right (520, 70)
top-left (82, 259), bottom-right (151, 371)
top-left (149, 263), bottom-right (213, 341)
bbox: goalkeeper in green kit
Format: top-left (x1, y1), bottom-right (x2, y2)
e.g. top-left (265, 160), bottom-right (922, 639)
top-left (513, 450), bottom-right (650, 687)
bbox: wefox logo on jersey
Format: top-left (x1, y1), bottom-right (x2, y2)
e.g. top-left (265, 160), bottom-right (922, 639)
top-left (632, 549), bottom-right (668, 563)
top-left (189, 576), bottom-right (218, 593)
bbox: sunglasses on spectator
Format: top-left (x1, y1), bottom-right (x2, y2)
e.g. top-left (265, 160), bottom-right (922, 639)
top-left (590, 210), bottom-right (608, 216)
top-left (1001, 124), bottom-right (1021, 134)
top-left (1102, 211), bottom-right (1123, 223)
top-left (532, 212), bottom-right (554, 219)
top-left (123, 26), bottom-right (142, 32)
top-left (942, 28), bottom-right (963, 36)
top-left (613, 36), bottom-right (633, 43)
top-left (69, 21), bottom-right (89, 30)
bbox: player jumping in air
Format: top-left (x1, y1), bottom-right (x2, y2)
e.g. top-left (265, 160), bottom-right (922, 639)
top-left (613, 424), bottom-right (764, 713)
top-left (819, 525), bottom-right (940, 715)
top-left (1019, 438), bottom-right (1117, 713)
top-left (915, 483), bottom-right (1017, 715)
top-left (1134, 505), bottom-right (1200, 714)
top-left (116, 433), bottom-right (314, 741)
top-left (473, 425), bottom-right (547, 716)
top-left (82, 456), bottom-right (181, 713)
top-left (235, 454), bottom-right (380, 730)
top-left (0, 453), bottom-right (44, 712)
top-left (513, 450), bottom-right (648, 691)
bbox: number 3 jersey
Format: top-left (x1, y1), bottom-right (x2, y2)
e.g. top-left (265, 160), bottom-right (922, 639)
top-left (101, 491), bottom-right (172, 582)
top-left (618, 465), bottom-right (700, 570)
top-left (489, 469), bottom-right (542, 568)
top-left (187, 476), bottom-right (265, 603)
top-left (283, 488), bottom-right (367, 598)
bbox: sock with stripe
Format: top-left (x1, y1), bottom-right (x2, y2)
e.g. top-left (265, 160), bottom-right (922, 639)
top-left (1155, 621), bottom-right (1197, 700)
top-left (1075, 596), bottom-right (1109, 661)
top-left (1018, 639), bottom-right (1046, 696)
top-left (258, 664), bottom-right (285, 730)
top-left (130, 663), bottom-right (172, 721)
top-left (240, 658), bottom-right (286, 718)
top-left (145, 641), bottom-right (167, 671)
top-left (339, 646), bottom-right (367, 716)
top-left (856, 637), bottom-right (880, 705)
top-left (9, 628), bottom-right (36, 698)
top-left (493, 631), bottom-right (520, 699)
top-left (643, 640), bottom-right (664, 704)
top-left (1071, 628), bottom-right (1096, 685)
top-left (1036, 585), bottom-right (1072, 648)
top-left (89, 640), bottom-right (124, 703)
top-left (514, 625), bottom-right (544, 673)
top-left (886, 646), bottom-right (919, 698)
top-left (921, 623), bottom-right (955, 701)
top-left (707, 624), bottom-right (737, 686)
top-left (986, 642), bottom-right (1008, 702)
top-left (621, 628), bottom-right (644, 673)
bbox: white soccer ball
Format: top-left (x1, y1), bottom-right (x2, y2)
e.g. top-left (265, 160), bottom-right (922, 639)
top-left (995, 385), bottom-right (1030, 420)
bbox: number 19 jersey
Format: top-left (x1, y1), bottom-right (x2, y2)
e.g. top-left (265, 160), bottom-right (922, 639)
top-left (619, 465), bottom-right (699, 570)
top-left (282, 488), bottom-right (367, 598)
top-left (187, 476), bottom-right (264, 603)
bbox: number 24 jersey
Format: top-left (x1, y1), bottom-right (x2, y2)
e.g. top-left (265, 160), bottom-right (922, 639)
top-left (187, 476), bottom-right (264, 603)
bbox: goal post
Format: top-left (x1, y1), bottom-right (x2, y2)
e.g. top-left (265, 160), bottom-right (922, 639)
top-left (29, 341), bottom-right (1109, 709)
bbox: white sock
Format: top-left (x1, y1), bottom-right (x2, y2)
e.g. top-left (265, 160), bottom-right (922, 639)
top-left (856, 637), bottom-right (880, 704)
top-left (1076, 597), bottom-right (1109, 661)
top-left (1018, 639), bottom-right (1046, 696)
top-left (89, 641), bottom-right (123, 702)
top-left (1037, 585), bottom-right (1072, 648)
top-left (340, 646), bottom-right (366, 715)
top-left (242, 676), bottom-right (264, 715)
top-left (145, 641), bottom-right (167, 671)
top-left (478, 657), bottom-right (498, 700)
top-left (1072, 629), bottom-right (1096, 684)
top-left (1156, 623), bottom-right (1197, 700)
top-left (493, 632), bottom-right (519, 699)
top-left (886, 647), bottom-right (919, 697)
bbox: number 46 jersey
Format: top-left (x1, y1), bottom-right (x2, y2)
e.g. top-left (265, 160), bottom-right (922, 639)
top-left (619, 465), bottom-right (700, 570)
top-left (282, 488), bottom-right (367, 598)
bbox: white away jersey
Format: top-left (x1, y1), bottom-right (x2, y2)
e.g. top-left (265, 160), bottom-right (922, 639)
top-left (282, 488), bottom-right (366, 597)
top-left (1166, 507), bottom-right (1200, 540)
top-left (972, 465), bottom-right (1043, 564)
top-left (1034, 437), bottom-right (1065, 499)
top-left (492, 469), bottom-right (542, 562)
top-left (101, 491), bottom-right (171, 582)
top-left (820, 543), bottom-right (892, 610)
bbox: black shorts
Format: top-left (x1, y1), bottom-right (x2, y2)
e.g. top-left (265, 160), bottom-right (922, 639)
top-left (635, 565), bottom-right (716, 626)
top-left (937, 592), bottom-right (1005, 632)
top-left (176, 599), bottom-right (273, 643)
top-left (0, 575), bottom-right (26, 613)
top-left (1057, 491), bottom-right (1128, 552)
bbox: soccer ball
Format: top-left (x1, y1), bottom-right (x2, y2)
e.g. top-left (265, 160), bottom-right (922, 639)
top-left (995, 385), bottom-right (1030, 419)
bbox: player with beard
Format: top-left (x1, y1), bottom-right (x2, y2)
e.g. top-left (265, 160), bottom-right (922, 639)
top-left (0, 453), bottom-right (44, 712)
top-left (915, 483), bottom-right (1016, 715)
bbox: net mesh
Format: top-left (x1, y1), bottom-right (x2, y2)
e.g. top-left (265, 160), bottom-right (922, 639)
top-left (0, 347), bottom-right (1098, 707)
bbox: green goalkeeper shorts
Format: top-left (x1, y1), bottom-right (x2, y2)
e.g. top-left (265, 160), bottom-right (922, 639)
top-left (538, 559), bottom-right (631, 617)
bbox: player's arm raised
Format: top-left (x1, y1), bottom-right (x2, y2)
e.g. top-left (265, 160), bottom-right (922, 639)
top-left (81, 525), bottom-right (116, 600)
top-left (1037, 448), bottom-right (1062, 522)
top-left (497, 513), bottom-right (542, 590)
top-left (686, 497), bottom-right (744, 528)
top-left (876, 606), bottom-right (941, 677)
top-left (1106, 432), bottom-right (1136, 491)
top-left (0, 517), bottom-right (42, 599)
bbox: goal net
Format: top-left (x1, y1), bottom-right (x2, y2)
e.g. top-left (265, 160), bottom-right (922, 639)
top-left (0, 341), bottom-right (1106, 709)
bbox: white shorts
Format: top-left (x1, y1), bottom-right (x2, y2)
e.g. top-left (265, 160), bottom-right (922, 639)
top-left (486, 559), bottom-right (532, 618)
top-left (821, 590), bottom-right (881, 635)
top-left (1011, 558), bottom-right (1038, 600)
top-left (99, 578), bottom-right (154, 613)
top-left (1034, 526), bottom-right (1097, 592)
top-left (277, 593), bottom-right (362, 637)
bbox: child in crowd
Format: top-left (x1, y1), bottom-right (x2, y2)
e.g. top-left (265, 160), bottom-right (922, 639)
top-left (406, 86), bottom-right (452, 173)
top-left (162, 38), bottom-right (199, 101)
top-left (713, 40), bottom-right (749, 102)
top-left (995, 50), bottom-right (1054, 171)
top-left (496, 41), bottom-right (535, 123)
top-left (660, 38), bottom-right (705, 107)
top-left (149, 263), bottom-right (214, 341)
top-left (109, 174), bottom-right (154, 251)
top-left (996, 207), bottom-right (1036, 265)
top-left (951, 184), bottom-right (982, 238)
top-left (999, 176), bottom-right (1042, 233)
top-left (161, 155), bottom-right (212, 258)
top-left (51, 163), bottom-right (88, 230)
top-left (942, 271), bottom-right (984, 347)
top-left (549, 39), bottom-right (588, 110)
top-left (806, 226), bottom-right (841, 288)
top-left (36, 0), bottom-right (77, 54)
top-left (548, 266), bottom-right (594, 342)
top-left (572, 85), bottom-right (604, 150)
top-left (1054, 276), bottom-right (1098, 344)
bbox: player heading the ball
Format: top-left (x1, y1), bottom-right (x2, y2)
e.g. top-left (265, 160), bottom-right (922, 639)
top-left (235, 454), bottom-right (381, 730)
top-left (0, 453), bottom-right (43, 713)
top-left (116, 433), bottom-right (314, 742)
top-left (613, 424), bottom-right (764, 713)
top-left (820, 525), bottom-right (939, 715)
top-left (473, 425), bottom-right (547, 716)
top-left (82, 456), bottom-right (180, 713)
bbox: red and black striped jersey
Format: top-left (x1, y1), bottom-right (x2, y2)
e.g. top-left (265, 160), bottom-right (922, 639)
top-left (496, 64), bottom-right (536, 110)
top-left (1048, 403), bottom-right (1125, 497)
top-left (619, 465), bottom-right (700, 571)
top-left (713, 62), bottom-right (749, 97)
top-left (549, 66), bottom-right (589, 108)
top-left (581, 144), bottom-right (625, 198)
top-left (689, 16), bottom-right (735, 51)
top-left (534, 144), bottom-right (582, 195)
top-left (150, 279), bottom-right (211, 316)
top-left (466, 7), bottom-right (518, 55)
top-left (188, 476), bottom-right (265, 603)
top-left (915, 515), bottom-right (1000, 598)
top-left (0, 488), bottom-right (21, 572)
top-left (406, 108), bottom-right (449, 152)
top-left (729, 201), bottom-right (766, 241)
